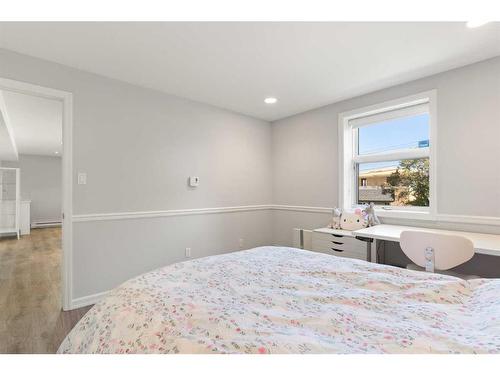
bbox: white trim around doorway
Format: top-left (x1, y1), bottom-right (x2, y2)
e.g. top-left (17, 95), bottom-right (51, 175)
top-left (0, 77), bottom-right (73, 311)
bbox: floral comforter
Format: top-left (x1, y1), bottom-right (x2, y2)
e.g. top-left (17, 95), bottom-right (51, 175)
top-left (58, 246), bottom-right (500, 354)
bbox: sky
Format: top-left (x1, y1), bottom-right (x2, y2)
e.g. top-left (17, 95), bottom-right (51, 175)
top-left (358, 113), bottom-right (429, 171)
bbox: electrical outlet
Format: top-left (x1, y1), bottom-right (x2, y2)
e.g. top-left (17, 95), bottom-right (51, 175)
top-left (185, 247), bottom-right (191, 258)
top-left (77, 172), bottom-right (87, 185)
top-left (239, 239), bottom-right (244, 249)
top-left (189, 176), bottom-right (200, 187)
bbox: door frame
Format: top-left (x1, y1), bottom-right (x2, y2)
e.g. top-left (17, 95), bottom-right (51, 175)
top-left (0, 77), bottom-right (73, 311)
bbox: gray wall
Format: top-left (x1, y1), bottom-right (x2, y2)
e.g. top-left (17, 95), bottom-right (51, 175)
top-left (3, 154), bottom-right (62, 224)
top-left (0, 50), bottom-right (272, 215)
top-left (2, 47), bottom-right (500, 301)
top-left (272, 57), bottom-right (500, 213)
top-left (73, 210), bottom-right (271, 298)
top-left (0, 48), bottom-right (273, 301)
top-left (271, 57), bottom-right (500, 277)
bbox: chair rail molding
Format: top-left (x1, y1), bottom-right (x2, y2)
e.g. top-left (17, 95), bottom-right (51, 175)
top-left (72, 204), bottom-right (274, 222)
top-left (72, 204), bottom-right (500, 226)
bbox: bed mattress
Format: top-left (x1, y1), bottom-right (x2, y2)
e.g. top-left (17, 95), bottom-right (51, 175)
top-left (58, 246), bottom-right (500, 354)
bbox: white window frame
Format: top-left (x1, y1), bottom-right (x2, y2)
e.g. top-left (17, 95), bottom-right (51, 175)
top-left (338, 90), bottom-right (437, 220)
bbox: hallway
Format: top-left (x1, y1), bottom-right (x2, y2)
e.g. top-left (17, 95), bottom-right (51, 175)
top-left (0, 228), bottom-right (90, 353)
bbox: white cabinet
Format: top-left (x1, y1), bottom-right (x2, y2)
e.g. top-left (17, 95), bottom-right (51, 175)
top-left (20, 200), bottom-right (31, 235)
top-left (312, 228), bottom-right (369, 261)
top-left (0, 167), bottom-right (20, 239)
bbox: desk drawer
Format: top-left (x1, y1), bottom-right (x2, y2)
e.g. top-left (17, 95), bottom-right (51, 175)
top-left (312, 232), bottom-right (368, 261)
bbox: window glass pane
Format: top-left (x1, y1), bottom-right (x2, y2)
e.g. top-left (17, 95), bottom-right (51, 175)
top-left (357, 158), bottom-right (429, 207)
top-left (357, 113), bottom-right (429, 155)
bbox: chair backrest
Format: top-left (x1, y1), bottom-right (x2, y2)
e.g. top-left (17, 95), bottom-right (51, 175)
top-left (400, 231), bottom-right (474, 271)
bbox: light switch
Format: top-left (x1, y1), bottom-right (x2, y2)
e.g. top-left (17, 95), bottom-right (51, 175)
top-left (78, 172), bottom-right (87, 185)
top-left (189, 176), bottom-right (199, 187)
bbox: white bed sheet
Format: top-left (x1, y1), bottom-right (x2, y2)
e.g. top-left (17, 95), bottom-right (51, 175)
top-left (58, 246), bottom-right (500, 354)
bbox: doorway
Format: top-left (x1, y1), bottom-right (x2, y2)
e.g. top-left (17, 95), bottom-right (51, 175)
top-left (0, 78), bottom-right (73, 352)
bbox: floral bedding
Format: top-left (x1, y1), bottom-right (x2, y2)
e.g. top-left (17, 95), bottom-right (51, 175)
top-left (58, 246), bottom-right (500, 354)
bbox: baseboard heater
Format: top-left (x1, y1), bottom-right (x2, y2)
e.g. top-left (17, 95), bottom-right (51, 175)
top-left (31, 220), bottom-right (62, 228)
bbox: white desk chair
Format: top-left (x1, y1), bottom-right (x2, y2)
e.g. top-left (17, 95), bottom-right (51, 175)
top-left (400, 231), bottom-right (478, 280)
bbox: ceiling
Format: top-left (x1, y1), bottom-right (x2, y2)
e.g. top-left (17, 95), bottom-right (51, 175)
top-left (0, 22), bottom-right (499, 121)
top-left (0, 90), bottom-right (62, 157)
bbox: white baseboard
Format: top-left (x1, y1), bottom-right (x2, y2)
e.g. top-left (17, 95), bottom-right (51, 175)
top-left (71, 290), bottom-right (109, 310)
top-left (31, 221), bottom-right (62, 228)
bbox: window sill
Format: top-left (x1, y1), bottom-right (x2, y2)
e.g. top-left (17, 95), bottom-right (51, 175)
top-left (374, 208), bottom-right (435, 221)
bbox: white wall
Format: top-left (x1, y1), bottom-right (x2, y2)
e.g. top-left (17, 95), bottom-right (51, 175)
top-left (0, 48), bottom-right (273, 303)
top-left (271, 57), bottom-right (500, 276)
top-left (3, 154), bottom-right (62, 224)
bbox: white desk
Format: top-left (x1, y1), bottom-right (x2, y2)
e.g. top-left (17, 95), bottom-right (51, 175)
top-left (313, 227), bottom-right (356, 238)
top-left (353, 224), bottom-right (500, 257)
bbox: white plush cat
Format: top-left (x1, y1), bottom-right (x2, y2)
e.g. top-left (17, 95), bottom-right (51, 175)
top-left (340, 208), bottom-right (367, 231)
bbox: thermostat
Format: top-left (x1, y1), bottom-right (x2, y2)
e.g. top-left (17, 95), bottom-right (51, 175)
top-left (189, 176), bottom-right (200, 187)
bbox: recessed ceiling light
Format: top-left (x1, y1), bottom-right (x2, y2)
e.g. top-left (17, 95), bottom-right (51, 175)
top-left (55, 151), bottom-right (59, 154)
top-left (466, 21), bottom-right (490, 28)
top-left (264, 97), bottom-right (277, 104)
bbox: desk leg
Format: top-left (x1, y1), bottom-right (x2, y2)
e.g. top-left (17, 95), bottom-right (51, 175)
top-left (356, 236), bottom-right (376, 263)
top-left (365, 239), bottom-right (374, 263)
top-left (371, 239), bottom-right (378, 263)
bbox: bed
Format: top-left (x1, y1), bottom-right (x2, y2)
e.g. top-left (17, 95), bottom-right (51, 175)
top-left (58, 246), bottom-right (500, 354)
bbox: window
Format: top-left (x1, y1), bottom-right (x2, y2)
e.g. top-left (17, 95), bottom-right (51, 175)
top-left (339, 91), bottom-right (436, 219)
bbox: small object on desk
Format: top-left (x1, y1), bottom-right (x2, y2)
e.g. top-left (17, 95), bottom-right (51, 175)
top-left (328, 207), bottom-right (343, 229)
top-left (340, 209), bottom-right (367, 231)
top-left (362, 202), bottom-right (380, 227)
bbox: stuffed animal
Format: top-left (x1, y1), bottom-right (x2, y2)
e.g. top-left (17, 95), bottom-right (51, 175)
top-left (340, 208), bottom-right (367, 231)
top-left (329, 207), bottom-right (343, 229)
top-left (363, 202), bottom-right (380, 227)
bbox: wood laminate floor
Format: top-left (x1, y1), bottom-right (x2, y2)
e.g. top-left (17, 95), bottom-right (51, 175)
top-left (0, 227), bottom-right (91, 353)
